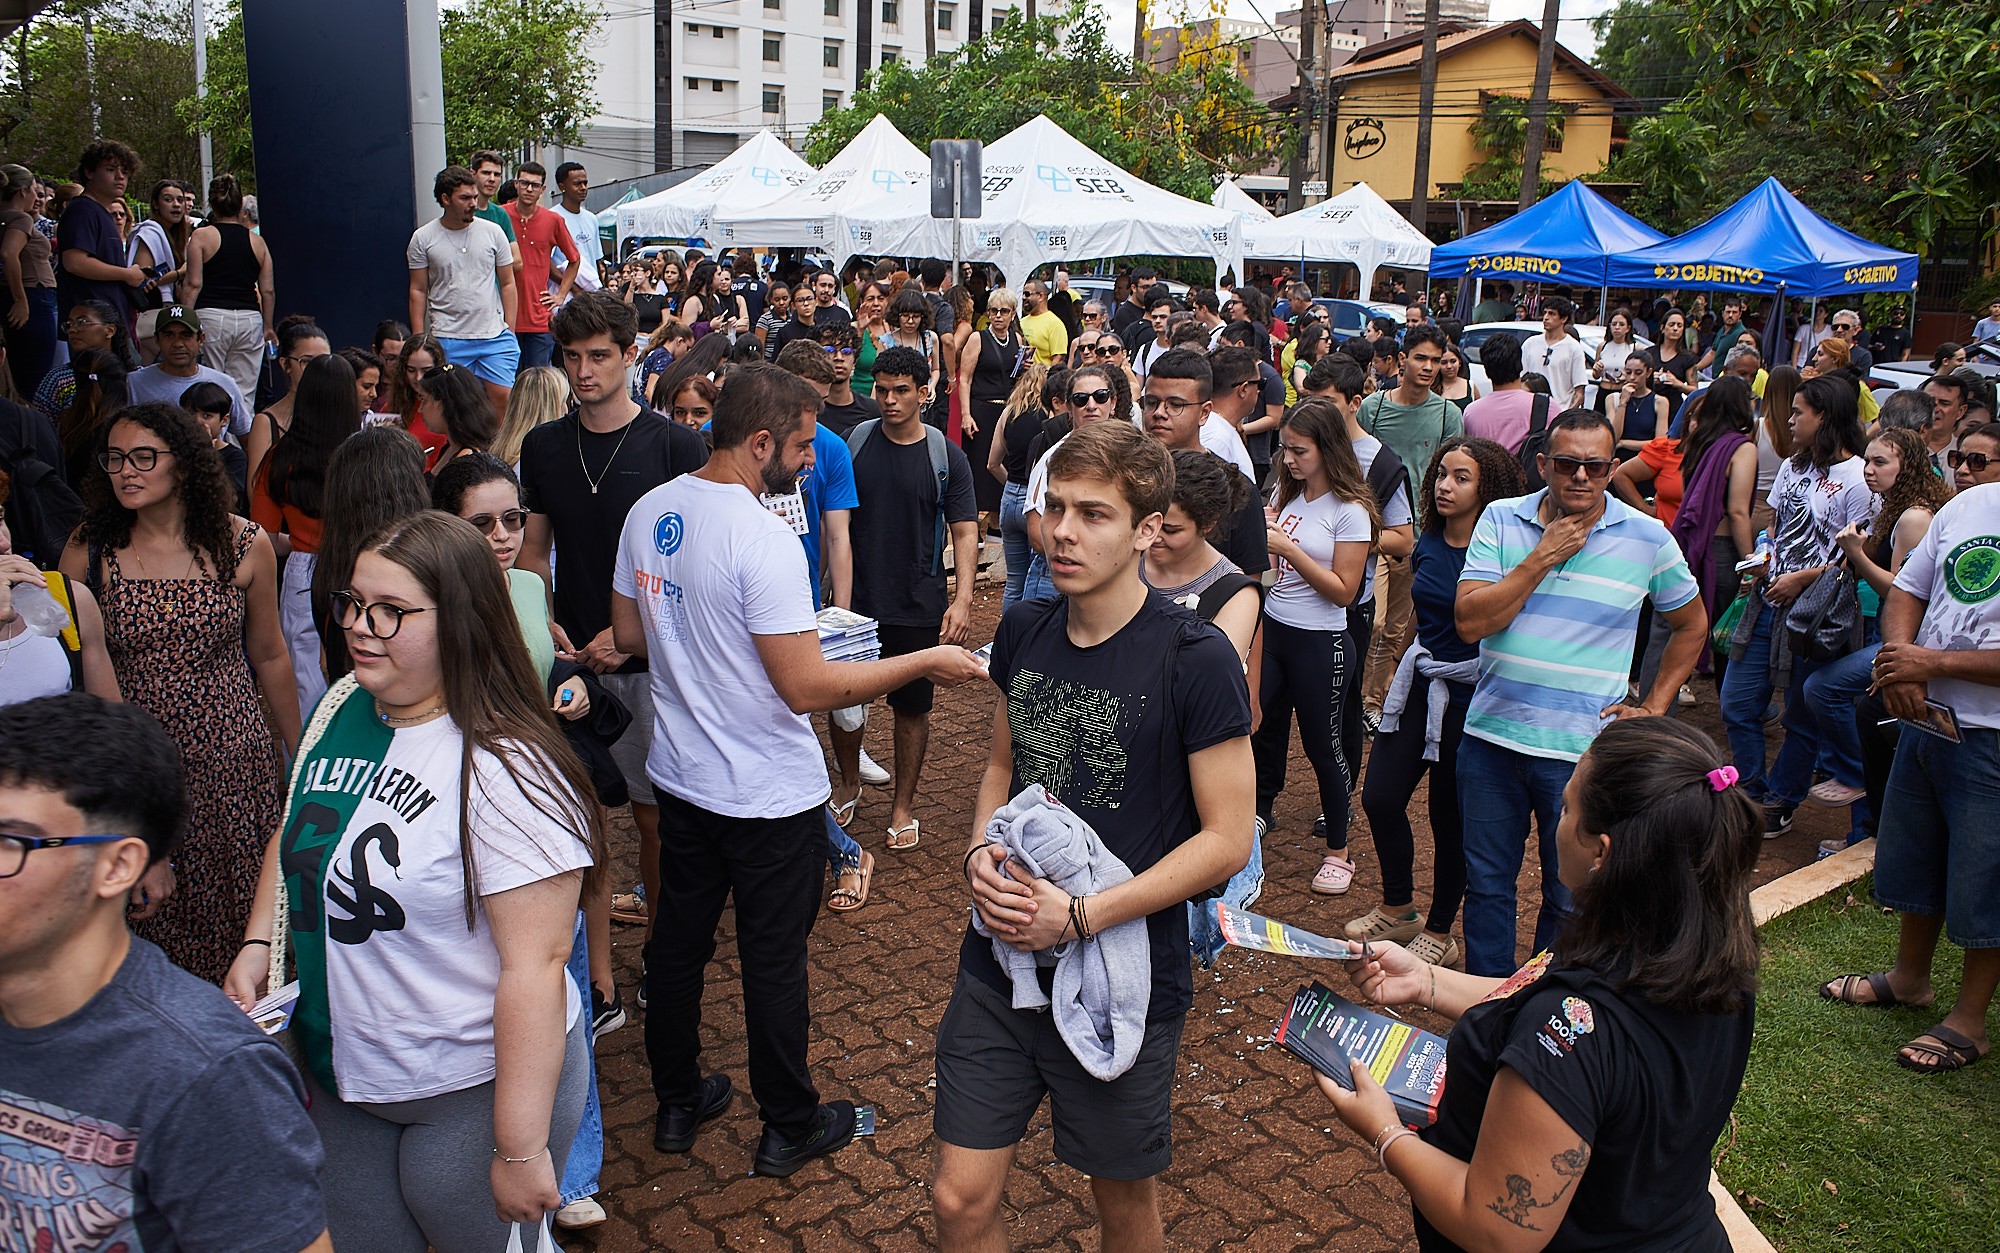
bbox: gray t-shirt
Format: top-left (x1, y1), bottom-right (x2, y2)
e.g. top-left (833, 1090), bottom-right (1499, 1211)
top-left (127, 362), bottom-right (252, 436)
top-left (407, 216), bottom-right (511, 341)
top-left (0, 937), bottom-right (327, 1252)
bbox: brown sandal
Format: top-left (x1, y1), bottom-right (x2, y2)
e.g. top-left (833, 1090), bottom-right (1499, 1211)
top-left (828, 852), bottom-right (874, 913)
top-left (1819, 971), bottom-right (1932, 1008)
top-left (610, 892), bottom-right (649, 926)
top-left (1897, 1023), bottom-right (1988, 1074)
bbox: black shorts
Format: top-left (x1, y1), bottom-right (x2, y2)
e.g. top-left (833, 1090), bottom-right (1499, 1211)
top-left (933, 972), bottom-right (1182, 1180)
top-left (878, 621), bottom-right (941, 715)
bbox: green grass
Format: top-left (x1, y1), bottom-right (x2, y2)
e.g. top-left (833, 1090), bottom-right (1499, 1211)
top-left (1719, 875), bottom-right (2000, 1252)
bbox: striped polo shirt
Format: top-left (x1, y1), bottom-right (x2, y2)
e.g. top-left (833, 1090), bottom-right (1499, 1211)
top-left (1459, 491), bottom-right (1698, 762)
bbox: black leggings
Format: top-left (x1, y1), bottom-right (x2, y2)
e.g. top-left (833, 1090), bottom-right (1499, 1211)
top-left (1359, 677), bottom-right (1471, 934)
top-left (1253, 616), bottom-right (1356, 850)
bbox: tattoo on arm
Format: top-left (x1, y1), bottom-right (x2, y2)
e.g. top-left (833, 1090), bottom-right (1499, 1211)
top-left (1485, 1141), bottom-right (1592, 1231)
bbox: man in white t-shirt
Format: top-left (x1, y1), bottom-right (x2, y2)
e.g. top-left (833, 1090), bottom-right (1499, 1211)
top-left (611, 363), bottom-right (983, 1178)
top-left (1521, 296), bottom-right (1588, 410)
top-left (1831, 482), bottom-right (2000, 1072)
top-left (549, 162), bottom-right (603, 298)
top-left (407, 165), bottom-right (518, 419)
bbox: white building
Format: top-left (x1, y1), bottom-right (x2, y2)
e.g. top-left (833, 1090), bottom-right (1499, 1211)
top-left (548, 0), bottom-right (1011, 184)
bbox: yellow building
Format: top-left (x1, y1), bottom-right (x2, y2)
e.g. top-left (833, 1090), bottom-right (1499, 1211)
top-left (1324, 19), bottom-right (1629, 205)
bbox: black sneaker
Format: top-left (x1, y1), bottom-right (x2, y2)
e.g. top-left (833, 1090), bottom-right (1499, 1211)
top-left (1311, 813), bottom-right (1326, 841)
top-left (591, 985), bottom-right (626, 1042)
top-left (635, 958), bottom-right (648, 1011)
top-left (752, 1100), bottom-right (858, 1178)
top-left (654, 1073), bottom-right (733, 1154)
top-left (1762, 803), bottom-right (1795, 840)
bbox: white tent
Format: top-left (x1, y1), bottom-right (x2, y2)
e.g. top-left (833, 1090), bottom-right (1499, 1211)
top-left (614, 130), bottom-right (815, 246)
top-left (1213, 178), bottom-right (1276, 221)
top-left (715, 114), bottom-right (931, 256)
top-left (1242, 182), bottom-right (1433, 296)
top-left (853, 114), bottom-right (1244, 284)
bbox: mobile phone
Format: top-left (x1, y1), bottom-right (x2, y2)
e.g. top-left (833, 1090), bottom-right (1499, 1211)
top-left (146, 261), bottom-right (171, 279)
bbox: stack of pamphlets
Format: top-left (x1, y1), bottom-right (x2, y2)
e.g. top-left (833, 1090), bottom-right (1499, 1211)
top-left (1275, 981), bottom-right (1449, 1128)
top-left (816, 606), bottom-right (880, 662)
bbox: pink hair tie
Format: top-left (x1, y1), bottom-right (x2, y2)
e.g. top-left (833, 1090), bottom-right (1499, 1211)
top-left (1707, 765), bottom-right (1739, 793)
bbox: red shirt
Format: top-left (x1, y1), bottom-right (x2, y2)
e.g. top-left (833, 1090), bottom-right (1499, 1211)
top-left (504, 203), bottom-right (580, 334)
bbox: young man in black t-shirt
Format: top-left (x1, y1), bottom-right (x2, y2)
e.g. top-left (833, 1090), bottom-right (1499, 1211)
top-left (832, 346), bottom-right (977, 849)
top-left (933, 420), bottom-right (1254, 1251)
top-left (518, 292), bottom-right (707, 1022)
top-left (814, 321), bottom-right (883, 437)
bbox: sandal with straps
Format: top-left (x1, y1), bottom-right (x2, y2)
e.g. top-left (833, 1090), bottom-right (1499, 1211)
top-left (1819, 971), bottom-right (1932, 1008)
top-left (1897, 1023), bottom-right (1989, 1074)
top-left (828, 851), bottom-right (875, 913)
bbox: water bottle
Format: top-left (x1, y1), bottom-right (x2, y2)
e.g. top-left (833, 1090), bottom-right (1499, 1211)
top-left (1753, 529), bottom-right (1772, 561)
top-left (10, 582), bottom-right (68, 637)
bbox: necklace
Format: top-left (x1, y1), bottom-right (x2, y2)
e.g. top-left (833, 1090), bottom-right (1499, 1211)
top-left (578, 415), bottom-right (637, 495)
top-left (127, 542), bottom-right (201, 616)
top-left (378, 701), bottom-right (446, 726)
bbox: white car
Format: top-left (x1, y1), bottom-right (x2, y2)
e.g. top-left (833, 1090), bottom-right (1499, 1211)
top-left (1460, 321), bottom-right (1653, 409)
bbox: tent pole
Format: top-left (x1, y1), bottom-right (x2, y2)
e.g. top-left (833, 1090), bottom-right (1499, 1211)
top-left (1806, 296), bottom-right (1817, 365)
top-left (1474, 277), bottom-right (1483, 313)
top-left (1599, 285), bottom-right (1607, 324)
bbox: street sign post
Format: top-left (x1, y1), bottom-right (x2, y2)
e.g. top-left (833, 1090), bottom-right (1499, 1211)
top-left (931, 138), bottom-right (982, 291)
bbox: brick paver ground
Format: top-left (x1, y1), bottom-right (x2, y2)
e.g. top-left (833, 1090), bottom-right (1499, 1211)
top-left (571, 580), bottom-right (1835, 1250)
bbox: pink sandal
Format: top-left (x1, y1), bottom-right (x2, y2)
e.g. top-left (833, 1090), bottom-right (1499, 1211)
top-left (1311, 855), bottom-right (1356, 896)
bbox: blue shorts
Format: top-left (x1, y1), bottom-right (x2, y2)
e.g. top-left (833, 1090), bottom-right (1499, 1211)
top-left (1873, 726), bottom-right (2000, 948)
top-left (436, 333), bottom-right (519, 387)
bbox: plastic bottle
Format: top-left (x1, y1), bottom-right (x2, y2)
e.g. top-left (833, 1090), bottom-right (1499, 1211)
top-left (9, 583), bottom-right (68, 637)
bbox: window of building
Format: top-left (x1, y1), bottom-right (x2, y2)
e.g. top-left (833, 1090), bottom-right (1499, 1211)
top-left (937, 4), bottom-right (954, 28)
top-left (882, 0), bottom-right (898, 23)
top-left (686, 21), bottom-right (700, 32)
top-left (763, 34), bottom-right (783, 60)
top-left (881, 46), bottom-right (900, 65)
top-left (765, 0), bottom-right (783, 9)
top-left (824, 90), bottom-right (842, 112)
top-left (763, 85), bottom-right (784, 113)
top-left (824, 0), bottom-right (840, 15)
top-left (823, 38), bottom-right (842, 67)
top-left (685, 75), bottom-right (700, 89)
top-left (713, 24), bottom-right (725, 36)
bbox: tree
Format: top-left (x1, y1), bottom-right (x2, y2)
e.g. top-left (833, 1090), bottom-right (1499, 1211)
top-left (178, 0), bottom-right (252, 187)
top-left (437, 0), bottom-right (603, 159)
top-left (1589, 0), bottom-right (1708, 104)
top-left (806, 2), bottom-right (1286, 203)
top-left (1464, 94), bottom-right (1564, 189)
top-left (1407, 0), bottom-right (1441, 230)
top-left (1516, 0), bottom-right (1560, 209)
top-left (0, 0), bottom-right (200, 184)
top-left (1597, 102), bottom-right (1715, 232)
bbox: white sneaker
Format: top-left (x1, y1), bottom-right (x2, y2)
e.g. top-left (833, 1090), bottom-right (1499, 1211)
top-left (858, 749), bottom-right (891, 786)
top-left (1677, 684), bottom-right (1696, 708)
top-left (555, 1197), bottom-right (606, 1229)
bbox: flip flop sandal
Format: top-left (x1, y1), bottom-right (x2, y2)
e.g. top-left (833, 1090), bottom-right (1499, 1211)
top-left (1897, 1023), bottom-right (1988, 1074)
top-left (1820, 971), bottom-right (1928, 1008)
top-left (829, 795), bottom-right (859, 829)
top-left (887, 820), bottom-right (921, 851)
top-left (610, 892), bottom-right (649, 926)
top-left (828, 852), bottom-right (875, 913)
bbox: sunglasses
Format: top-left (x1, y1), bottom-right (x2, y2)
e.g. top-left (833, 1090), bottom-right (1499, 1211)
top-left (1069, 388), bottom-right (1113, 407)
top-left (1948, 449), bottom-right (1994, 472)
top-left (1096, 342), bottom-right (1126, 356)
top-left (465, 508), bottom-right (529, 535)
top-left (821, 345), bottom-right (856, 357)
top-left (1545, 455), bottom-right (1617, 481)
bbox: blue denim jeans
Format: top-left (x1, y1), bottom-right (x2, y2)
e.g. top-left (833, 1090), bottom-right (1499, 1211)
top-left (516, 330), bottom-right (555, 371)
top-left (1457, 734), bottom-right (1577, 978)
top-left (826, 806), bottom-right (862, 870)
top-left (1720, 604), bottom-right (1856, 806)
top-left (999, 481), bottom-right (1031, 610)
top-left (560, 914), bottom-right (604, 1205)
top-left (1187, 832), bottom-right (1266, 968)
top-left (1803, 637), bottom-right (1880, 842)
top-left (1019, 551), bottom-right (1059, 603)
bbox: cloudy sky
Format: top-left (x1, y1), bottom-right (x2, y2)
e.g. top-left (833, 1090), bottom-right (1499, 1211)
top-left (1094, 0), bottom-right (1615, 61)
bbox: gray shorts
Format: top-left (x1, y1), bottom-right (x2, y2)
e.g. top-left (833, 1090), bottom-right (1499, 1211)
top-left (933, 971), bottom-right (1182, 1180)
top-left (599, 670), bottom-right (656, 806)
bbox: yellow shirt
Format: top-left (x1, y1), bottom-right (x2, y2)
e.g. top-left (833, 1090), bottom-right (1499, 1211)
top-left (1019, 309), bottom-right (1069, 365)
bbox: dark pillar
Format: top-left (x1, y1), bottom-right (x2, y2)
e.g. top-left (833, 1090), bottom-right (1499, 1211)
top-left (242, 0), bottom-right (446, 349)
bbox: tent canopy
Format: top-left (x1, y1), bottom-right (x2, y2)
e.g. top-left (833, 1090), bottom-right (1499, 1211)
top-left (716, 114), bottom-right (930, 255)
top-left (1213, 178), bottom-right (1276, 221)
top-left (1428, 179), bottom-right (1665, 287)
top-left (1242, 182), bottom-right (1433, 297)
top-left (614, 130), bottom-right (814, 246)
top-left (855, 114), bottom-right (1243, 285)
top-left (1605, 177), bottom-right (1917, 297)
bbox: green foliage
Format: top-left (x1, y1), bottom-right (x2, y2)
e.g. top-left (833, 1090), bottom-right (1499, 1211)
top-left (176, 0), bottom-right (253, 188)
top-left (438, 0), bottom-right (603, 159)
top-left (1460, 95), bottom-right (1566, 203)
top-left (806, 3), bottom-right (1286, 202)
top-left (0, 0), bottom-right (200, 184)
top-left (1597, 102), bottom-right (1716, 232)
top-left (1589, 1), bottom-right (1709, 104)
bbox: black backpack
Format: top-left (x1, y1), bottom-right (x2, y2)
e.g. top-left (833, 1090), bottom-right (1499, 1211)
top-left (1516, 393), bottom-right (1555, 492)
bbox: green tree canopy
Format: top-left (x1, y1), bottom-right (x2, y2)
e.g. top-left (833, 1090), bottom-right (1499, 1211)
top-left (1589, 1), bottom-right (1709, 105)
top-left (806, 2), bottom-right (1286, 203)
top-left (438, 0), bottom-right (603, 159)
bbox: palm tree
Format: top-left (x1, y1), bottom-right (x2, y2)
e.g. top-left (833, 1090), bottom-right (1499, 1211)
top-left (1517, 0), bottom-right (1560, 208)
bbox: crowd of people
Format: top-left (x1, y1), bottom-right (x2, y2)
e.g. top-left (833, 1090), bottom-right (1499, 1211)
top-left (1, 136), bottom-right (1995, 1253)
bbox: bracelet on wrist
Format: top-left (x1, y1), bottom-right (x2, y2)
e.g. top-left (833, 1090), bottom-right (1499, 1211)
top-left (962, 844), bottom-right (986, 882)
top-left (494, 1146), bottom-right (549, 1163)
top-left (1376, 1126), bottom-right (1417, 1170)
top-left (241, 938), bottom-right (272, 949)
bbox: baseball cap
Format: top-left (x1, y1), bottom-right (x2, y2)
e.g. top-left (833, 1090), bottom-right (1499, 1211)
top-left (158, 305), bottom-right (202, 334)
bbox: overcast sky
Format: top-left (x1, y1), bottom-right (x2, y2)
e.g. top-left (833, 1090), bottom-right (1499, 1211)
top-left (1092, 0), bottom-right (1614, 61)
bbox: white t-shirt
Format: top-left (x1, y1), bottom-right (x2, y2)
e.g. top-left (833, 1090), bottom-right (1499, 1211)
top-left (0, 630), bottom-right (72, 706)
top-left (1523, 333), bottom-right (1588, 404)
top-left (407, 217), bottom-right (512, 341)
top-left (1133, 339), bottom-right (1172, 379)
top-left (320, 717), bottom-right (592, 1103)
top-left (1767, 455), bottom-right (1875, 577)
top-left (549, 204), bottom-right (603, 295)
top-left (1264, 488), bottom-right (1373, 632)
top-left (1893, 482), bottom-right (2000, 729)
top-left (613, 473), bottom-right (830, 818)
top-left (1352, 430), bottom-right (1413, 602)
top-left (1199, 412), bottom-right (1258, 481)
top-left (1792, 322), bottom-right (1833, 366)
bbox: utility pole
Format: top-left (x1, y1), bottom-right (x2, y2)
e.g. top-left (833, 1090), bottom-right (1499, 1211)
top-left (1517, 0), bottom-right (1559, 209)
top-left (193, 0), bottom-right (213, 194)
top-left (925, 0), bottom-right (936, 59)
top-left (82, 7), bottom-right (102, 134)
top-left (1285, 0), bottom-right (1318, 213)
top-left (1132, 0), bottom-right (1147, 64)
top-left (1406, 0), bottom-right (1439, 232)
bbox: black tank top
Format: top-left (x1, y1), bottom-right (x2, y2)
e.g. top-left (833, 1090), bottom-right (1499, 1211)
top-left (195, 222), bottom-right (260, 310)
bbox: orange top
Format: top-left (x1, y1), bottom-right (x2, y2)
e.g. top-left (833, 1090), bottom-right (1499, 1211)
top-left (249, 459), bottom-right (325, 554)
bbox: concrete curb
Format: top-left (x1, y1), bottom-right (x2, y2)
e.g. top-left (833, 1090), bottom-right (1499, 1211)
top-left (1712, 837), bottom-right (1879, 1252)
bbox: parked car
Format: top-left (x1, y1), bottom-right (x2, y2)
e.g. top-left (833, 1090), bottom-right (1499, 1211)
top-left (1064, 273), bottom-right (1191, 310)
top-left (1310, 298), bottom-right (1410, 343)
top-left (1868, 335), bottom-right (2000, 392)
top-left (1460, 321), bottom-right (1653, 408)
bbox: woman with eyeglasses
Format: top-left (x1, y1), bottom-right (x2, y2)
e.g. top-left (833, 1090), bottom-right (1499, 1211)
top-left (1092, 332), bottom-right (1140, 399)
top-left (243, 319), bottom-right (331, 481)
top-left (312, 425), bottom-right (433, 684)
top-left (253, 352), bottom-right (363, 716)
top-left (225, 511), bottom-right (601, 1251)
top-left (882, 286), bottom-right (940, 389)
top-left (1950, 422), bottom-right (2000, 493)
top-left (417, 361), bottom-right (500, 469)
top-left (32, 298), bottom-right (130, 424)
top-left (960, 288), bottom-right (1021, 524)
top-left (1721, 374), bottom-right (1872, 838)
top-left (60, 401), bottom-right (298, 983)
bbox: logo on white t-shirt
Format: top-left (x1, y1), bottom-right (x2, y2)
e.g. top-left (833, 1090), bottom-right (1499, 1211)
top-left (655, 512), bottom-right (685, 555)
top-left (1944, 536), bottom-right (2000, 605)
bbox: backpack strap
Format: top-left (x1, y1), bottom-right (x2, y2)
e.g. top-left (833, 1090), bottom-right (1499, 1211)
top-left (843, 418), bottom-right (881, 461)
top-left (1527, 392), bottom-right (1552, 439)
top-left (39, 570), bottom-right (84, 691)
top-left (1194, 571), bottom-right (1262, 622)
top-left (922, 425), bottom-right (951, 577)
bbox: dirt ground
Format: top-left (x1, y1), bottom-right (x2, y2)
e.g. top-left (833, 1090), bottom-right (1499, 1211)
top-left (573, 582), bottom-right (1836, 1251)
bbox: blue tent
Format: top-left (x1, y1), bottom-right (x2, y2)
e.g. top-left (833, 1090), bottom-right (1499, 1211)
top-left (1429, 180), bottom-right (1666, 287)
top-left (1606, 177), bottom-right (1917, 297)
